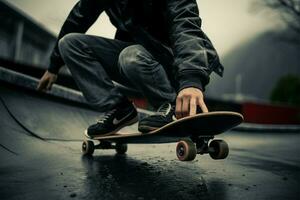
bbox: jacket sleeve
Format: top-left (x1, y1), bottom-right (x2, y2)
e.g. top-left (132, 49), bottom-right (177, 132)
top-left (48, 0), bottom-right (109, 74)
top-left (166, 0), bottom-right (224, 91)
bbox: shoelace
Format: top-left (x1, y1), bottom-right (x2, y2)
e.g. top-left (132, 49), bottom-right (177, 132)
top-left (97, 109), bottom-right (117, 124)
top-left (157, 103), bottom-right (171, 116)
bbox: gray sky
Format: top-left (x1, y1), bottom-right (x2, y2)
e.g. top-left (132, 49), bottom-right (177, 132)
top-left (7, 0), bottom-right (282, 56)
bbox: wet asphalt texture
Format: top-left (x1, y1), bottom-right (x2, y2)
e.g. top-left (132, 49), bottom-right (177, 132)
top-left (0, 85), bottom-right (299, 200)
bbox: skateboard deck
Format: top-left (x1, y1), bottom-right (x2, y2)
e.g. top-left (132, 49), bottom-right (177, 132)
top-left (82, 111), bottom-right (243, 161)
top-left (93, 111), bottom-right (243, 144)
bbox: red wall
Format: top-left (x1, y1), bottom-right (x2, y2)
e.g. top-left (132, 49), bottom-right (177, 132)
top-left (242, 102), bottom-right (300, 124)
top-left (130, 97), bottom-right (300, 125)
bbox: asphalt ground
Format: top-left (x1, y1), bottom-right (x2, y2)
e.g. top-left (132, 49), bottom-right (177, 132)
top-left (0, 85), bottom-right (299, 200)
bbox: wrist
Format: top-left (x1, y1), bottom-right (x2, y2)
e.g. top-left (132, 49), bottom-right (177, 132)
top-left (177, 72), bottom-right (207, 92)
top-left (47, 68), bottom-right (59, 75)
top-left (46, 70), bottom-right (57, 75)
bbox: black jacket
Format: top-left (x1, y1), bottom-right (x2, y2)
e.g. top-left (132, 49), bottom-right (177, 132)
top-left (48, 0), bottom-right (224, 91)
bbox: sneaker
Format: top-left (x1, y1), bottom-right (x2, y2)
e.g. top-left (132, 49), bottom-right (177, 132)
top-left (85, 99), bottom-right (138, 138)
top-left (138, 102), bottom-right (176, 133)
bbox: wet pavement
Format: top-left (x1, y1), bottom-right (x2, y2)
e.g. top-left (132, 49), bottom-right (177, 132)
top-left (0, 85), bottom-right (300, 200)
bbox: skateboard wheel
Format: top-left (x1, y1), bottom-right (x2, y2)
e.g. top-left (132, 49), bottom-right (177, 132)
top-left (82, 140), bottom-right (94, 155)
top-left (176, 139), bottom-right (197, 161)
top-left (115, 143), bottom-right (128, 154)
top-left (209, 140), bottom-right (229, 160)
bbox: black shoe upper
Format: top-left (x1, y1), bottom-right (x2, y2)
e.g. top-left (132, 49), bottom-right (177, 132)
top-left (138, 102), bottom-right (176, 133)
top-left (87, 99), bottom-right (138, 138)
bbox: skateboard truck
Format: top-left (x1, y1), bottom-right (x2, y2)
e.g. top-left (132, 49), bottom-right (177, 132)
top-left (175, 136), bottom-right (229, 161)
top-left (194, 136), bottom-right (213, 154)
top-left (82, 140), bottom-right (128, 156)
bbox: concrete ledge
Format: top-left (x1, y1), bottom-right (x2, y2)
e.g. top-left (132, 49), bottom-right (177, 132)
top-left (0, 67), bottom-right (154, 116)
top-left (0, 66), bottom-right (86, 102)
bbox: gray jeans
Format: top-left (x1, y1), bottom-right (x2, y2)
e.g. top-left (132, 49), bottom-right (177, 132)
top-left (58, 33), bottom-right (176, 111)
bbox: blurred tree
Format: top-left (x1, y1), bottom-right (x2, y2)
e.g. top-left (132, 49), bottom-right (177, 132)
top-left (270, 74), bottom-right (300, 106)
top-left (263, 0), bottom-right (300, 34)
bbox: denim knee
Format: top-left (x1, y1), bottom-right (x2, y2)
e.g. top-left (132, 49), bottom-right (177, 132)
top-left (118, 45), bottom-right (156, 74)
top-left (58, 33), bottom-right (85, 57)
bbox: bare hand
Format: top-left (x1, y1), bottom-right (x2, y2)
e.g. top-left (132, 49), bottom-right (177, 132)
top-left (37, 71), bottom-right (57, 92)
top-left (175, 87), bottom-right (208, 119)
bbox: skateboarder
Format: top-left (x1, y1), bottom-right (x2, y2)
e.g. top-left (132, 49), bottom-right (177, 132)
top-left (37, 0), bottom-right (224, 138)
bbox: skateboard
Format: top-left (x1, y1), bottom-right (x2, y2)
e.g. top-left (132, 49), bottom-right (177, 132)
top-left (82, 111), bottom-right (243, 161)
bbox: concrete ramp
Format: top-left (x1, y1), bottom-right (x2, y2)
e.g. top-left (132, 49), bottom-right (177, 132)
top-left (0, 85), bottom-right (138, 141)
top-left (0, 94), bottom-right (75, 161)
